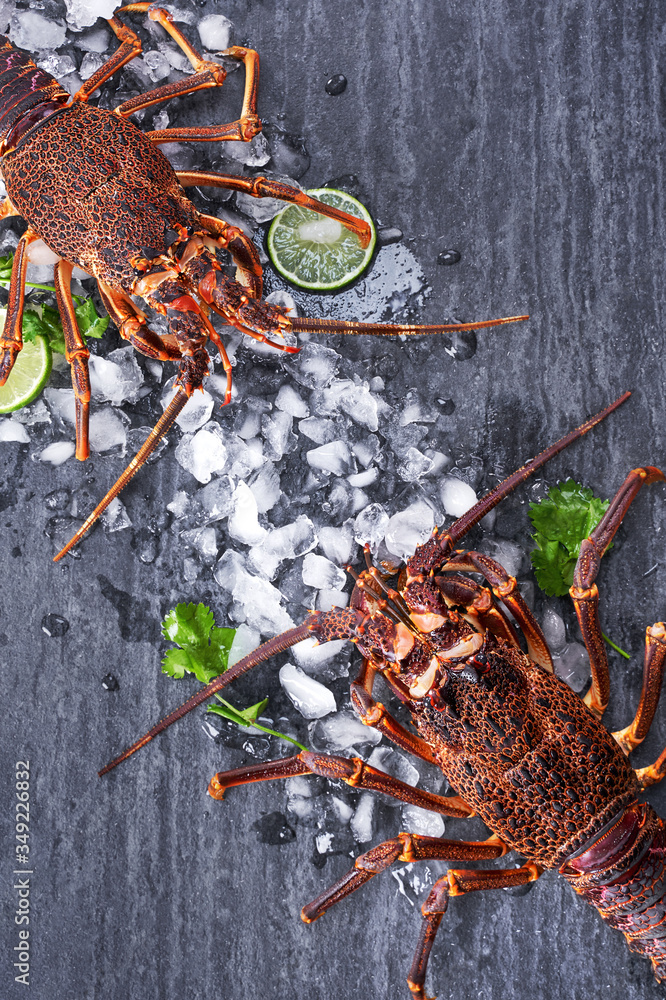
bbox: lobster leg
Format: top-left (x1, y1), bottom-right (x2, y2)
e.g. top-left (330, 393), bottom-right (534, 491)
top-left (301, 833), bottom-right (508, 925)
top-left (209, 752), bottom-right (473, 818)
top-left (0, 228), bottom-right (37, 384)
top-left (612, 623), bottom-right (666, 755)
top-left (179, 170), bottom-right (373, 248)
top-left (118, 5), bottom-right (261, 142)
top-left (54, 261), bottom-right (92, 461)
top-left (73, 13), bottom-right (142, 103)
top-left (569, 466), bottom-right (666, 717)
top-left (407, 863), bottom-right (543, 999)
top-left (97, 282), bottom-right (183, 361)
top-left (438, 551), bottom-right (552, 671)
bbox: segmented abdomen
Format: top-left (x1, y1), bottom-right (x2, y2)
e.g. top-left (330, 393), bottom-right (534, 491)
top-left (564, 805), bottom-right (666, 980)
top-left (0, 36), bottom-right (69, 148)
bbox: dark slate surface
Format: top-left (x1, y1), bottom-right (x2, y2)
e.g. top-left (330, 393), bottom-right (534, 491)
top-left (2, 2), bottom-right (666, 999)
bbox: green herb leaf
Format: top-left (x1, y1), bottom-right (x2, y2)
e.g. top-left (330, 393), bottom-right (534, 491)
top-left (528, 480), bottom-right (610, 597)
top-left (160, 602), bottom-right (235, 684)
top-left (208, 696), bottom-right (269, 727)
top-left (75, 296), bottom-right (108, 339)
top-left (161, 602), bottom-right (309, 750)
top-left (208, 694), bottom-right (308, 751)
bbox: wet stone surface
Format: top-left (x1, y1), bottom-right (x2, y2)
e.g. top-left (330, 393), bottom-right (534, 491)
top-left (2, 3), bottom-right (666, 1000)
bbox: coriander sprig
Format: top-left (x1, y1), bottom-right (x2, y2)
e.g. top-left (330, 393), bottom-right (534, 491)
top-left (161, 602), bottom-right (306, 749)
top-left (528, 480), bottom-right (629, 658)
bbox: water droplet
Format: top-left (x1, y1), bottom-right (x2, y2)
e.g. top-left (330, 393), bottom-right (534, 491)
top-left (44, 488), bottom-right (70, 511)
top-left (41, 614), bottom-right (70, 637)
top-left (437, 249), bottom-right (461, 266)
top-left (437, 398), bottom-right (456, 415)
top-left (101, 673), bottom-right (119, 691)
top-left (325, 74), bottom-right (347, 96)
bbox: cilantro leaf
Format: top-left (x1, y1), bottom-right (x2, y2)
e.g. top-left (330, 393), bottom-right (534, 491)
top-left (160, 602), bottom-right (309, 750)
top-left (160, 602), bottom-right (235, 684)
top-left (528, 480), bottom-right (610, 597)
top-left (75, 297), bottom-right (108, 339)
top-left (21, 299), bottom-right (108, 356)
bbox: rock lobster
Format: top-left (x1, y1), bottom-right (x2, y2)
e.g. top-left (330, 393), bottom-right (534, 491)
top-left (99, 391), bottom-right (666, 998)
top-left (0, 3), bottom-right (524, 561)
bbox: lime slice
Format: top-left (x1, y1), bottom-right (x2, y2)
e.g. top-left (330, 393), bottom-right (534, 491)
top-left (267, 188), bottom-right (376, 290)
top-left (0, 334), bottom-right (52, 413)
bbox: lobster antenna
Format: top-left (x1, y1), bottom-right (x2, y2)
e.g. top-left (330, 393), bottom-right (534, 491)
top-left (99, 621), bottom-right (314, 776)
top-left (54, 387), bottom-right (191, 562)
top-left (446, 390), bottom-right (632, 547)
top-left (290, 314), bottom-right (529, 337)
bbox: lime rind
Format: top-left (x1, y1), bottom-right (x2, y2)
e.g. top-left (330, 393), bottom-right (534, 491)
top-left (0, 334), bottom-right (52, 413)
top-left (267, 188), bottom-right (377, 291)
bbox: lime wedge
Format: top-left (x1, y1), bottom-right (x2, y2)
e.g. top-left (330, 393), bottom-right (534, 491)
top-left (267, 188), bottom-right (376, 291)
top-left (0, 333), bottom-right (52, 413)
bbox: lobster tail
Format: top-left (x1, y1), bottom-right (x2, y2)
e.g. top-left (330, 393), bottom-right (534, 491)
top-left (0, 36), bottom-right (69, 153)
top-left (561, 803), bottom-right (666, 980)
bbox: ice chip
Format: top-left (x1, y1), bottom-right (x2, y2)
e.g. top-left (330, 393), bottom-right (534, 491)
top-left (101, 497), bottom-right (131, 533)
top-left (286, 342), bottom-right (339, 389)
top-left (354, 503), bottom-right (389, 551)
top-left (302, 552), bottom-right (347, 591)
top-left (306, 440), bottom-right (354, 476)
top-left (198, 476), bottom-right (235, 521)
top-left (65, 0), bottom-right (116, 30)
top-left (318, 523), bottom-right (355, 565)
top-left (279, 663), bottom-right (336, 719)
top-left (350, 793), bottom-right (375, 843)
top-left (175, 425), bottom-right (227, 483)
top-left (0, 418), bottom-right (29, 443)
top-left (541, 607), bottom-right (567, 653)
top-left (401, 804), bottom-right (445, 838)
top-left (222, 132), bottom-right (270, 167)
top-left (247, 516), bottom-right (317, 580)
top-left (198, 12), bottom-right (233, 50)
top-left (228, 481), bottom-right (267, 546)
top-left (384, 501), bottom-right (434, 561)
top-left (89, 347), bottom-right (144, 405)
top-left (180, 525), bottom-right (218, 565)
top-left (11, 11), bottom-right (67, 48)
top-left (440, 476), bottom-right (478, 517)
top-left (232, 571), bottom-right (295, 636)
top-left (292, 636), bottom-right (349, 675)
top-left (553, 642), bottom-right (590, 693)
top-left (398, 447), bottom-right (434, 482)
top-left (261, 410), bottom-right (295, 461)
top-left (248, 462), bottom-right (281, 513)
top-left (161, 385), bottom-right (215, 433)
top-left (39, 441), bottom-right (75, 466)
top-left (317, 589), bottom-right (350, 612)
top-left (89, 408), bottom-right (127, 453)
top-left (275, 383), bottom-right (308, 418)
top-left (44, 387), bottom-right (76, 426)
top-left (227, 623), bottom-right (261, 668)
top-left (484, 539), bottom-right (526, 580)
top-left (309, 711), bottom-right (382, 752)
top-left (298, 416), bottom-right (337, 445)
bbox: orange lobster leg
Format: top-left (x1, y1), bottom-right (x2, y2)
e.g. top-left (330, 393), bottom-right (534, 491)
top-left (407, 863), bottom-right (543, 999)
top-left (569, 466), bottom-right (666, 717)
top-left (178, 169), bottom-right (373, 248)
top-left (209, 751), bottom-right (473, 818)
top-left (54, 261), bottom-right (91, 461)
top-left (301, 833), bottom-right (508, 924)
top-left (97, 282), bottom-right (182, 361)
top-left (0, 228), bottom-right (37, 384)
top-left (613, 622), bottom-right (666, 756)
top-left (73, 13), bottom-right (142, 103)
